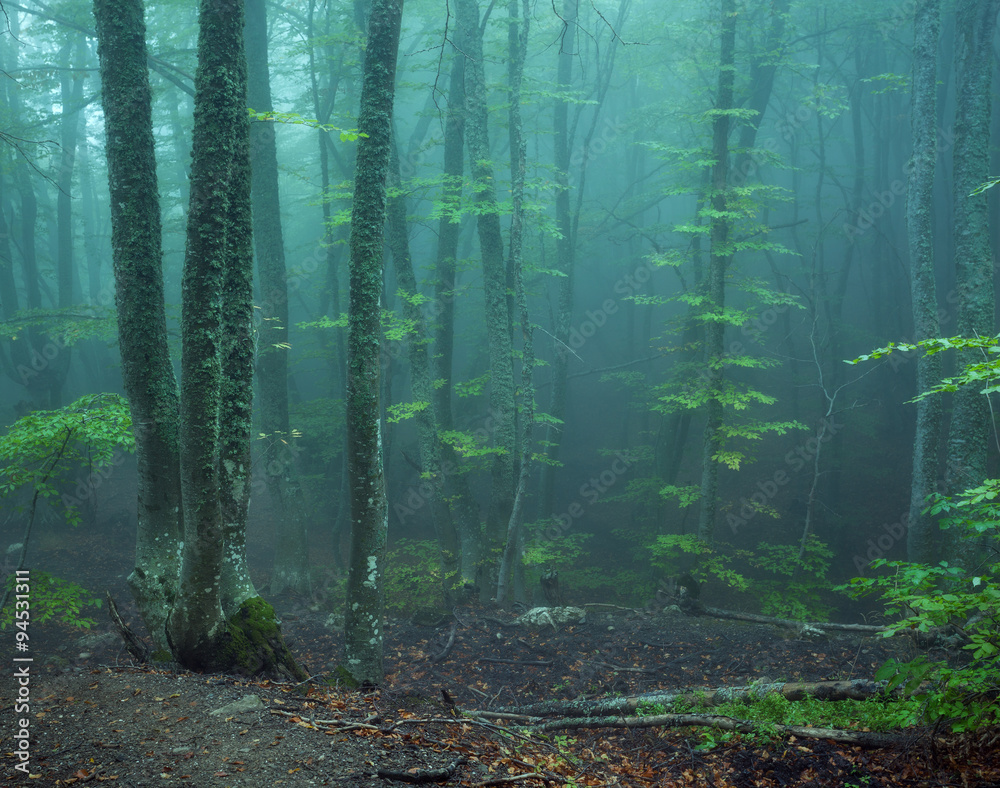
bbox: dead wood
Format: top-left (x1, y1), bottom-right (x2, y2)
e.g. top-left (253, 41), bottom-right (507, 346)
top-left (689, 603), bottom-right (888, 634)
top-left (377, 756), bottom-right (466, 783)
top-left (527, 711), bottom-right (911, 748)
top-left (430, 621), bottom-right (458, 663)
top-left (493, 679), bottom-right (891, 718)
top-left (106, 591), bottom-right (151, 663)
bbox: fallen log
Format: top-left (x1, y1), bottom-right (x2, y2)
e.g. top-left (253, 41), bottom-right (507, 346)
top-left (492, 679), bottom-right (891, 718)
top-left (690, 603), bottom-right (888, 634)
top-left (527, 711), bottom-right (911, 748)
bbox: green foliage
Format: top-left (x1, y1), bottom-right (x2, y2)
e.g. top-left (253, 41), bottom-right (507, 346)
top-left (248, 108), bottom-right (363, 141)
top-left (386, 400), bottom-right (429, 424)
top-left (0, 394), bottom-right (134, 526)
top-left (639, 688), bottom-right (920, 751)
top-left (644, 534), bottom-right (835, 619)
top-left (748, 537), bottom-right (835, 620)
top-left (384, 539), bottom-right (450, 615)
top-left (0, 306), bottom-right (118, 346)
top-left (1, 571), bottom-right (102, 630)
top-left (850, 335), bottom-right (1000, 399)
top-left (522, 525), bottom-right (592, 569)
top-left (439, 429), bottom-right (504, 460)
top-left (842, 482), bottom-right (1000, 731)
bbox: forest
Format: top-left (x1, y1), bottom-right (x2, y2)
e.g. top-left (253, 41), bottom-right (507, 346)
top-left (3, 0), bottom-right (1000, 784)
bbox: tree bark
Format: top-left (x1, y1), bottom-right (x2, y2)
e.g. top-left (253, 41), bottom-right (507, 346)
top-left (496, 0), bottom-right (532, 605)
top-left (246, 0), bottom-right (310, 595)
top-left (165, 0), bottom-right (303, 679)
top-left (93, 0), bottom-right (183, 652)
top-left (539, 0), bottom-right (578, 522)
top-left (343, 0), bottom-right (403, 685)
top-left (906, 0), bottom-right (943, 565)
top-left (455, 0), bottom-right (517, 587)
top-left (947, 0), bottom-right (999, 565)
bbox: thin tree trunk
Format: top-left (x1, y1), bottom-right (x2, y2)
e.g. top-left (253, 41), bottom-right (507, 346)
top-left (906, 0), bottom-right (943, 564)
top-left (386, 135), bottom-right (460, 602)
top-left (93, 0), bottom-right (183, 652)
top-left (246, 0), bottom-right (310, 595)
top-left (433, 46), bottom-right (481, 585)
top-left (455, 0), bottom-right (517, 587)
top-left (539, 0), bottom-right (578, 521)
top-left (343, 0), bottom-right (403, 685)
top-left (696, 0), bottom-right (736, 543)
top-left (496, 0), bottom-right (532, 605)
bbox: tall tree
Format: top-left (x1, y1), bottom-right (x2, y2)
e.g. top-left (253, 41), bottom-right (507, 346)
top-left (454, 0), bottom-right (517, 583)
top-left (432, 46), bottom-right (481, 584)
top-left (386, 134), bottom-right (460, 602)
top-left (343, 0), bottom-right (404, 685)
top-left (165, 0), bottom-right (303, 678)
top-left (947, 0), bottom-right (999, 550)
top-left (246, 0), bottom-right (310, 595)
top-left (539, 0), bottom-right (578, 521)
top-left (696, 0), bottom-right (737, 543)
top-left (496, 0), bottom-right (532, 604)
top-left (93, 0), bottom-right (183, 651)
top-left (905, 0), bottom-right (943, 564)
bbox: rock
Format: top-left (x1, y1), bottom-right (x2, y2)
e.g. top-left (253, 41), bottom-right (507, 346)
top-left (515, 606), bottom-right (587, 629)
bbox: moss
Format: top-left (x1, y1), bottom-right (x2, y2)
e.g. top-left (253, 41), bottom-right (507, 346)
top-left (325, 664), bottom-right (360, 689)
top-left (150, 648), bottom-right (173, 663)
top-left (210, 596), bottom-right (309, 681)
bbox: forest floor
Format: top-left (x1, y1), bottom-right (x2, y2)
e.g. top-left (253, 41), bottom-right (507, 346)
top-left (4, 525), bottom-right (1000, 787)
top-left (6, 594), bottom-right (1000, 787)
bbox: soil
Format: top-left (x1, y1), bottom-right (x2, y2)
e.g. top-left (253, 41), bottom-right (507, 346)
top-left (3, 526), bottom-right (1000, 787)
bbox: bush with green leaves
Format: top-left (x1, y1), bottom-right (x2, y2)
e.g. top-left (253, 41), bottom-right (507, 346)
top-left (384, 539), bottom-right (449, 615)
top-left (1, 571), bottom-right (102, 630)
top-left (644, 533), bottom-right (834, 619)
top-left (843, 481), bottom-right (1000, 732)
top-left (0, 393), bottom-right (134, 527)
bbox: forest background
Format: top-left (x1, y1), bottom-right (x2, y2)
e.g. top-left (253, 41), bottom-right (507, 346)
top-left (0, 0), bottom-right (998, 680)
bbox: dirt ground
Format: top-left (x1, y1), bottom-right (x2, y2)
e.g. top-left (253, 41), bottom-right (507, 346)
top-left (3, 524), bottom-right (1000, 787)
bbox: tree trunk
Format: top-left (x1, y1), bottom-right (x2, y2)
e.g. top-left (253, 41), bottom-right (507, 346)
top-left (947, 0), bottom-right (999, 565)
top-left (905, 0), bottom-right (943, 565)
top-left (246, 0), bottom-right (310, 596)
top-left (343, 0), bottom-right (403, 685)
top-left (166, 0), bottom-right (304, 679)
top-left (696, 0), bottom-right (736, 543)
top-left (433, 46), bottom-right (482, 584)
top-left (539, 0), bottom-right (578, 522)
top-left (386, 135), bottom-right (460, 603)
top-left (455, 0), bottom-right (517, 588)
top-left (93, 0), bottom-right (183, 652)
top-left (496, 0), bottom-right (532, 605)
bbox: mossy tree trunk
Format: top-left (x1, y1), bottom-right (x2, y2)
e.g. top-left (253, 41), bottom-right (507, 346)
top-left (947, 0), bottom-right (998, 566)
top-left (246, 0), bottom-right (310, 596)
top-left (905, 0), bottom-right (943, 565)
top-left (165, 0), bottom-right (304, 680)
top-left (93, 0), bottom-right (183, 651)
top-left (343, 0), bottom-right (403, 686)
